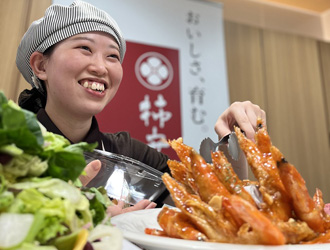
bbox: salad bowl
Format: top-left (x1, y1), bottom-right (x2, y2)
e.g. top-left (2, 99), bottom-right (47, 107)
top-left (84, 149), bottom-right (166, 205)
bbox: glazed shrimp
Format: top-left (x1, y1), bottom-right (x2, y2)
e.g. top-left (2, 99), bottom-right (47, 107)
top-left (255, 118), bottom-right (272, 154)
top-left (211, 150), bottom-right (256, 206)
top-left (224, 195), bottom-right (286, 245)
top-left (190, 150), bottom-right (231, 203)
top-left (144, 228), bottom-right (168, 237)
top-left (169, 138), bottom-right (230, 203)
top-left (190, 149), bottom-right (245, 228)
top-left (313, 189), bottom-right (330, 230)
top-left (234, 126), bottom-right (291, 221)
top-left (275, 219), bottom-right (316, 244)
top-left (168, 138), bottom-right (193, 169)
top-left (171, 140), bottom-right (242, 230)
top-left (303, 230), bottom-right (330, 244)
top-left (277, 158), bottom-right (325, 233)
top-left (169, 139), bottom-right (243, 228)
top-left (167, 159), bottom-right (198, 194)
top-left (156, 206), bottom-right (208, 241)
top-left (313, 188), bottom-right (325, 213)
top-left (162, 173), bottom-right (236, 242)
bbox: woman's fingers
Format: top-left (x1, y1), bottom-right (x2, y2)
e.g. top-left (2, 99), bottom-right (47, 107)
top-left (79, 159), bottom-right (101, 186)
top-left (215, 101), bottom-right (266, 141)
top-left (145, 201), bottom-right (157, 209)
top-left (107, 201), bottom-right (125, 217)
top-left (107, 199), bottom-right (157, 217)
top-left (125, 200), bottom-right (157, 212)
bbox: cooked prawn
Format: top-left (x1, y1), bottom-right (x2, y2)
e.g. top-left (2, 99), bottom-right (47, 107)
top-left (156, 206), bottom-right (208, 241)
top-left (224, 195), bottom-right (286, 245)
top-left (167, 159), bottom-right (197, 194)
top-left (211, 150), bottom-right (256, 206)
top-left (303, 230), bottom-right (330, 244)
top-left (234, 126), bottom-right (291, 221)
top-left (277, 158), bottom-right (325, 233)
top-left (144, 228), bottom-right (168, 237)
top-left (275, 219), bottom-right (316, 244)
top-left (169, 138), bottom-right (230, 202)
top-left (168, 138), bottom-right (193, 169)
top-left (255, 118), bottom-right (272, 154)
top-left (169, 138), bottom-right (243, 228)
top-left (313, 188), bottom-right (330, 230)
top-left (190, 150), bottom-right (230, 203)
top-left (162, 173), bottom-right (236, 242)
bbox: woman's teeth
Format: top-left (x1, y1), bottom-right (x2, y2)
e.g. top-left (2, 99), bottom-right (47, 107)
top-left (82, 81), bottom-right (105, 92)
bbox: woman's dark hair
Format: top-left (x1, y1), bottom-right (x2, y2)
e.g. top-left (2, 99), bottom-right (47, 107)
top-left (18, 87), bottom-right (47, 114)
top-left (18, 45), bottom-right (55, 113)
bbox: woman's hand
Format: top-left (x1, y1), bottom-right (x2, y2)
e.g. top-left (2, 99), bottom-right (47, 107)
top-left (79, 160), bottom-right (157, 216)
top-left (107, 199), bottom-right (157, 217)
top-left (79, 160), bottom-right (102, 186)
top-left (215, 101), bottom-right (266, 141)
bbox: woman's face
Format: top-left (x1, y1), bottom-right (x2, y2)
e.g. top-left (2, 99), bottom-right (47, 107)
top-left (41, 31), bottom-right (123, 119)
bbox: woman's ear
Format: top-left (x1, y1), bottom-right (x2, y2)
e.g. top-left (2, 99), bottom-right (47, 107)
top-left (30, 51), bottom-right (48, 81)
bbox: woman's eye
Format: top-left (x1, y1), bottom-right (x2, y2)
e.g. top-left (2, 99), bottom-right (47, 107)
top-left (80, 46), bottom-right (91, 52)
top-left (109, 54), bottom-right (120, 60)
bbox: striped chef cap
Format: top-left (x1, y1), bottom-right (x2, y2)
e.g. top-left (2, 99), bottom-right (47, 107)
top-left (16, 0), bottom-right (126, 89)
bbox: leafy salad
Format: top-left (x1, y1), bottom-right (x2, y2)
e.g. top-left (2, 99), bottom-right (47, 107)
top-left (0, 92), bottom-right (122, 250)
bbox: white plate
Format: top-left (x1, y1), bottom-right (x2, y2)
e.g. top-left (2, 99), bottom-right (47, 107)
top-left (111, 208), bottom-right (330, 250)
top-left (123, 239), bottom-right (142, 250)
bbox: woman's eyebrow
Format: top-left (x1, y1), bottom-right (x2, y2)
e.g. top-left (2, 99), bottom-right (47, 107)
top-left (71, 36), bottom-right (95, 43)
top-left (71, 36), bottom-right (120, 51)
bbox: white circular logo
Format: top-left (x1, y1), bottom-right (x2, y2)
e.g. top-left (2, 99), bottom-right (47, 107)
top-left (135, 52), bottom-right (174, 91)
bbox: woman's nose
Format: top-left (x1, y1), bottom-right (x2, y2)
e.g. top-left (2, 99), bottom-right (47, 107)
top-left (88, 55), bottom-right (107, 76)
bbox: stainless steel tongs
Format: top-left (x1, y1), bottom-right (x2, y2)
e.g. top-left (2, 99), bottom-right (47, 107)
top-left (199, 132), bottom-right (241, 163)
top-left (199, 132), bottom-right (262, 205)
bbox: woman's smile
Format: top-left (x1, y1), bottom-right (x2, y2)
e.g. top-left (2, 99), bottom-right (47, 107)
top-left (79, 79), bottom-right (107, 93)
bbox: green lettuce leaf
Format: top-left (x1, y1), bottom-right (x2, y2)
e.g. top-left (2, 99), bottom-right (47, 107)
top-left (42, 141), bottom-right (97, 182)
top-left (0, 100), bottom-right (43, 154)
top-left (81, 186), bottom-right (113, 226)
top-left (0, 191), bottom-right (14, 212)
top-left (0, 144), bottom-right (23, 156)
top-left (1, 153), bottom-right (48, 183)
top-left (10, 178), bottom-right (92, 230)
top-left (42, 132), bottom-right (71, 153)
